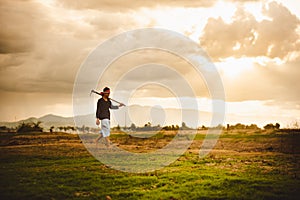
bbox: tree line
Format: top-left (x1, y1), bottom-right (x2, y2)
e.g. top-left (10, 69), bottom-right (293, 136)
top-left (0, 121), bottom-right (293, 133)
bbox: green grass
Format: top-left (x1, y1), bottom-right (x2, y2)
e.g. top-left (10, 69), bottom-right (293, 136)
top-left (0, 130), bottom-right (299, 199)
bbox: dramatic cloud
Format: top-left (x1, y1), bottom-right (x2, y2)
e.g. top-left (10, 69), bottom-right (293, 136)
top-left (98, 49), bottom-right (209, 98)
top-left (0, 1), bottom-right (43, 54)
top-left (56, 0), bottom-right (263, 11)
top-left (221, 56), bottom-right (300, 104)
top-left (201, 1), bottom-right (300, 60)
top-left (0, 0), bottom-right (144, 94)
top-left (56, 0), bottom-right (215, 11)
top-left (0, 0), bottom-right (299, 125)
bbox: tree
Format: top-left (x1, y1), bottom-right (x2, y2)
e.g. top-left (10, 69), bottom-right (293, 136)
top-left (130, 123), bottom-right (136, 131)
top-left (215, 124), bottom-right (224, 129)
top-left (66, 126), bottom-right (75, 133)
top-left (84, 126), bottom-right (90, 133)
top-left (264, 123), bottom-right (280, 130)
top-left (0, 126), bottom-right (7, 131)
top-left (142, 122), bottom-right (152, 131)
top-left (234, 123), bottom-right (245, 129)
top-left (291, 121), bottom-right (299, 129)
top-left (181, 122), bottom-right (189, 130)
top-left (246, 124), bottom-right (259, 130)
top-left (275, 123), bottom-right (280, 130)
top-left (17, 121), bottom-right (43, 133)
top-left (50, 126), bottom-right (54, 133)
top-left (264, 123), bottom-right (275, 130)
top-left (33, 121), bottom-right (42, 130)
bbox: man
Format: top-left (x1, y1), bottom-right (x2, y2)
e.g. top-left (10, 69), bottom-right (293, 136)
top-left (95, 87), bottom-right (124, 147)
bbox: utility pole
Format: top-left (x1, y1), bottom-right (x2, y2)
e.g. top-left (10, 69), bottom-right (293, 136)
top-left (124, 111), bottom-right (127, 129)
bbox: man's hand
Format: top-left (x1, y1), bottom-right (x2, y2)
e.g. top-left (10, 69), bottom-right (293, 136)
top-left (119, 103), bottom-right (125, 107)
top-left (96, 118), bottom-right (100, 126)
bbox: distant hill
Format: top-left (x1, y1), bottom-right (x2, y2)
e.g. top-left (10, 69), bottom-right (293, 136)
top-left (0, 114), bottom-right (74, 129)
top-left (0, 105), bottom-right (222, 129)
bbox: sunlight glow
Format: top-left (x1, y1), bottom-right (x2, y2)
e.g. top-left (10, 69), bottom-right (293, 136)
top-left (4, 0), bottom-right (299, 128)
top-left (215, 57), bottom-right (254, 78)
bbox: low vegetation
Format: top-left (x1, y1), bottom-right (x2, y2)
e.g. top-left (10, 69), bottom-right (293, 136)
top-left (0, 129), bottom-right (299, 199)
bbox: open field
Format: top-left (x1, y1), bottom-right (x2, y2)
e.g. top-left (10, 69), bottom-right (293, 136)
top-left (0, 130), bottom-right (299, 200)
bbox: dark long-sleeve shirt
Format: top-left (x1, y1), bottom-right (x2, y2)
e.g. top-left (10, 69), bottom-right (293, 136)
top-left (96, 98), bottom-right (119, 120)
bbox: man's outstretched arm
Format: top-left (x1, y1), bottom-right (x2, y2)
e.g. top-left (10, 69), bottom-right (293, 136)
top-left (110, 101), bottom-right (125, 109)
top-left (110, 104), bottom-right (119, 109)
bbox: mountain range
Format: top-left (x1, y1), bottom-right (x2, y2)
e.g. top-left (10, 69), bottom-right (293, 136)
top-left (0, 105), bottom-right (225, 129)
top-left (0, 114), bottom-right (78, 129)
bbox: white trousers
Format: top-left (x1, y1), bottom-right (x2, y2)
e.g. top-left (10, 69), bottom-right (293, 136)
top-left (100, 119), bottom-right (110, 137)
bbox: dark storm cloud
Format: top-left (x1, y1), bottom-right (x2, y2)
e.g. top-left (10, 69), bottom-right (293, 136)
top-left (0, 0), bottom-right (124, 94)
top-left (0, 0), bottom-right (45, 54)
top-left (201, 1), bottom-right (300, 60)
top-left (0, 53), bottom-right (26, 69)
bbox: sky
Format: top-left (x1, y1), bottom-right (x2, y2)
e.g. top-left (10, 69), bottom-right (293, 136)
top-left (0, 0), bottom-right (300, 128)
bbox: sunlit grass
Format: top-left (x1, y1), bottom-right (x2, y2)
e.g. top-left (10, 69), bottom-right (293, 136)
top-left (0, 130), bottom-right (299, 199)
